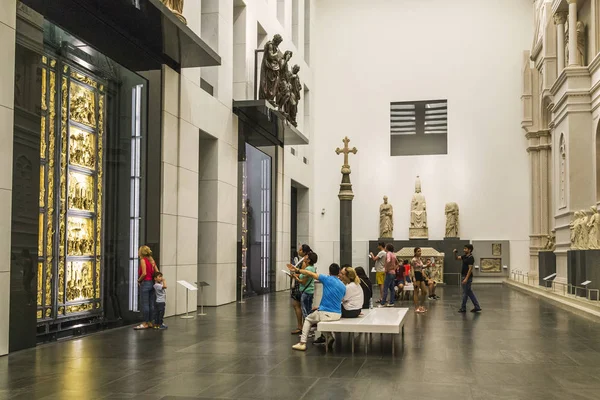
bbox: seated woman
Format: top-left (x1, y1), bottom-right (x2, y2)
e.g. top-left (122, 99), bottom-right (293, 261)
top-left (340, 267), bottom-right (364, 318)
top-left (355, 267), bottom-right (373, 309)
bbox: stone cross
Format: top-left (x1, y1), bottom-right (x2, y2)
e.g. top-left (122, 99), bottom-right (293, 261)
top-left (335, 136), bottom-right (357, 167)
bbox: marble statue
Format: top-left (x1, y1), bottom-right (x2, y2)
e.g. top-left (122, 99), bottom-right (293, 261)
top-left (576, 21), bottom-right (586, 66)
top-left (160, 0), bottom-right (187, 24)
top-left (409, 176), bottom-right (428, 239)
top-left (379, 196), bottom-right (394, 239)
top-left (565, 21), bottom-right (587, 66)
top-left (571, 210), bottom-right (590, 249)
top-left (277, 50), bottom-right (293, 116)
top-left (288, 65), bottom-right (301, 127)
top-left (444, 202), bottom-right (459, 238)
top-left (259, 34), bottom-right (283, 103)
top-left (587, 206), bottom-right (600, 249)
top-left (543, 233), bottom-right (556, 251)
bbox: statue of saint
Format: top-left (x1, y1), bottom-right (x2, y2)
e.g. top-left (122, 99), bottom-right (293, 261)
top-left (288, 65), bottom-right (301, 127)
top-left (276, 50), bottom-right (293, 115)
top-left (588, 206), bottom-right (600, 249)
top-left (576, 21), bottom-right (586, 66)
top-left (379, 196), bottom-right (393, 238)
top-left (410, 176), bottom-right (427, 229)
top-left (571, 210), bottom-right (590, 249)
top-left (444, 202), bottom-right (459, 238)
top-left (160, 0), bottom-right (187, 24)
top-left (259, 34), bottom-right (283, 103)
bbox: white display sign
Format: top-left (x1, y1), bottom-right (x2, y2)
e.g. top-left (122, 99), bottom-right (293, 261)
top-left (177, 280), bottom-right (198, 291)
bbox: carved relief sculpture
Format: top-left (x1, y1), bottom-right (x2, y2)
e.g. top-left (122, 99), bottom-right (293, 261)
top-left (444, 202), bottom-right (459, 238)
top-left (160, 0), bottom-right (187, 24)
top-left (480, 258), bottom-right (502, 273)
top-left (70, 82), bottom-right (96, 128)
top-left (409, 176), bottom-right (428, 239)
top-left (571, 210), bottom-right (590, 249)
top-left (259, 34), bottom-right (283, 103)
top-left (587, 206), bottom-right (600, 249)
top-left (379, 196), bottom-right (394, 239)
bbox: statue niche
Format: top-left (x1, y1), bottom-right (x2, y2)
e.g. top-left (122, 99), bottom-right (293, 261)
top-left (409, 176), bottom-right (428, 239)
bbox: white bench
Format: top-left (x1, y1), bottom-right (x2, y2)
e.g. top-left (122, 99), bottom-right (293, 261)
top-left (317, 308), bottom-right (409, 355)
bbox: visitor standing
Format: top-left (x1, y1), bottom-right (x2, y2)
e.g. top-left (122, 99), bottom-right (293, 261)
top-left (290, 244), bottom-right (312, 334)
top-left (369, 242), bottom-right (387, 302)
top-left (295, 252), bottom-right (317, 319)
top-left (411, 247), bottom-right (429, 313)
top-left (153, 272), bottom-right (168, 329)
top-left (454, 245), bottom-right (482, 313)
top-left (380, 244), bottom-right (397, 307)
top-left (289, 263), bottom-right (346, 351)
top-left (134, 245), bottom-right (159, 330)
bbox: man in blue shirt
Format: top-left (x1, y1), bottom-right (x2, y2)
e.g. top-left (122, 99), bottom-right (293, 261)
top-left (287, 262), bottom-right (346, 351)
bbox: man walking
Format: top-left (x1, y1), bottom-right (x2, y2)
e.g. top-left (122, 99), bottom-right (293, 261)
top-left (453, 244), bottom-right (481, 313)
top-left (288, 262), bottom-right (346, 351)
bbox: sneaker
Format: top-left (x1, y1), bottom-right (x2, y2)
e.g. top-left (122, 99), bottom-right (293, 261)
top-left (292, 342), bottom-right (307, 351)
top-left (377, 303), bottom-right (386, 308)
top-left (434, 295), bottom-right (441, 299)
top-left (308, 331), bottom-right (315, 338)
top-left (471, 308), bottom-right (482, 313)
top-left (158, 324), bottom-right (168, 330)
top-left (386, 303), bottom-right (394, 307)
top-left (313, 335), bottom-right (326, 345)
top-left (458, 309), bottom-right (466, 313)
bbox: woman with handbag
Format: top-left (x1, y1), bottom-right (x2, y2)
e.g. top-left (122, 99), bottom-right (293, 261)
top-left (290, 244), bottom-right (312, 334)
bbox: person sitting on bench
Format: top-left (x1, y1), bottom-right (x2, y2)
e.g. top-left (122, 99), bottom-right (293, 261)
top-left (288, 262), bottom-right (346, 351)
top-left (340, 266), bottom-right (363, 318)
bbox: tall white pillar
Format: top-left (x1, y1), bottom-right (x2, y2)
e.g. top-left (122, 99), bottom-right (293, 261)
top-left (567, 0), bottom-right (578, 66)
top-left (554, 12), bottom-right (567, 72)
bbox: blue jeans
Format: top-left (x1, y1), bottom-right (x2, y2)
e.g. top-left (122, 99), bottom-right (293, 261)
top-left (140, 280), bottom-right (155, 323)
top-left (301, 292), bottom-right (314, 319)
top-left (154, 302), bottom-right (166, 326)
top-left (461, 279), bottom-right (480, 310)
top-left (382, 273), bottom-right (396, 304)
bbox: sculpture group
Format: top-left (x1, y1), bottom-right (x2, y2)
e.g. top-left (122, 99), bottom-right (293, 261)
top-left (259, 35), bottom-right (302, 127)
top-left (377, 176), bottom-right (460, 240)
top-left (570, 206), bottom-right (600, 250)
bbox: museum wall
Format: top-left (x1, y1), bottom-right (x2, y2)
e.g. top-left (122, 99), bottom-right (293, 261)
top-left (312, 0), bottom-right (533, 273)
top-left (175, 0), bottom-right (315, 302)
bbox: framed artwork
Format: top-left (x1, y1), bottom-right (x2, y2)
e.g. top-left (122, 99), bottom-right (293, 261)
top-left (492, 243), bottom-right (502, 257)
top-left (480, 258), bottom-right (502, 273)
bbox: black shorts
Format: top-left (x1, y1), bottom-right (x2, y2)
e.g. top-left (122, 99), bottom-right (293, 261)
top-left (414, 271), bottom-right (426, 282)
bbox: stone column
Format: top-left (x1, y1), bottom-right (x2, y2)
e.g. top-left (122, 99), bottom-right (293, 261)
top-left (567, 0), bottom-right (578, 66)
top-left (554, 12), bottom-right (567, 72)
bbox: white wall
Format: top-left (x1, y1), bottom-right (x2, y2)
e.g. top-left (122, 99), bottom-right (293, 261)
top-left (313, 0), bottom-right (533, 270)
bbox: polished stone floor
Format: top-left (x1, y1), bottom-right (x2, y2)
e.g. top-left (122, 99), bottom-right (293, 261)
top-left (2, 284), bottom-right (600, 399)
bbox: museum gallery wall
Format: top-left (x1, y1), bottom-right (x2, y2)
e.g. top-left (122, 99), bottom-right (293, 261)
top-left (311, 0), bottom-right (533, 269)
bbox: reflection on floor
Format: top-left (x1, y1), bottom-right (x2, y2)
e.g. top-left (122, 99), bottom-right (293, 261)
top-left (2, 285), bottom-right (600, 399)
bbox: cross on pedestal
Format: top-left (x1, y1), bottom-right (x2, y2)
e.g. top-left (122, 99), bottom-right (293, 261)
top-left (335, 136), bottom-right (357, 168)
top-left (335, 136), bottom-right (357, 267)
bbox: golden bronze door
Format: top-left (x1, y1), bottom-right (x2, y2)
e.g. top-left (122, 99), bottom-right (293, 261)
top-left (38, 55), bottom-right (105, 322)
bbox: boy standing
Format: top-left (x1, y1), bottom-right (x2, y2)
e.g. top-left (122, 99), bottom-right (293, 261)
top-left (453, 245), bottom-right (481, 313)
top-left (153, 272), bottom-right (168, 329)
top-left (369, 242), bottom-right (387, 301)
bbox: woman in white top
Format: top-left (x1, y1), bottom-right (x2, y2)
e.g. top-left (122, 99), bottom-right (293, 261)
top-left (340, 267), bottom-right (363, 318)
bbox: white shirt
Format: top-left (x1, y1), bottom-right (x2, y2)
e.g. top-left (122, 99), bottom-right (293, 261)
top-left (342, 282), bottom-right (363, 311)
top-left (374, 250), bottom-right (387, 272)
